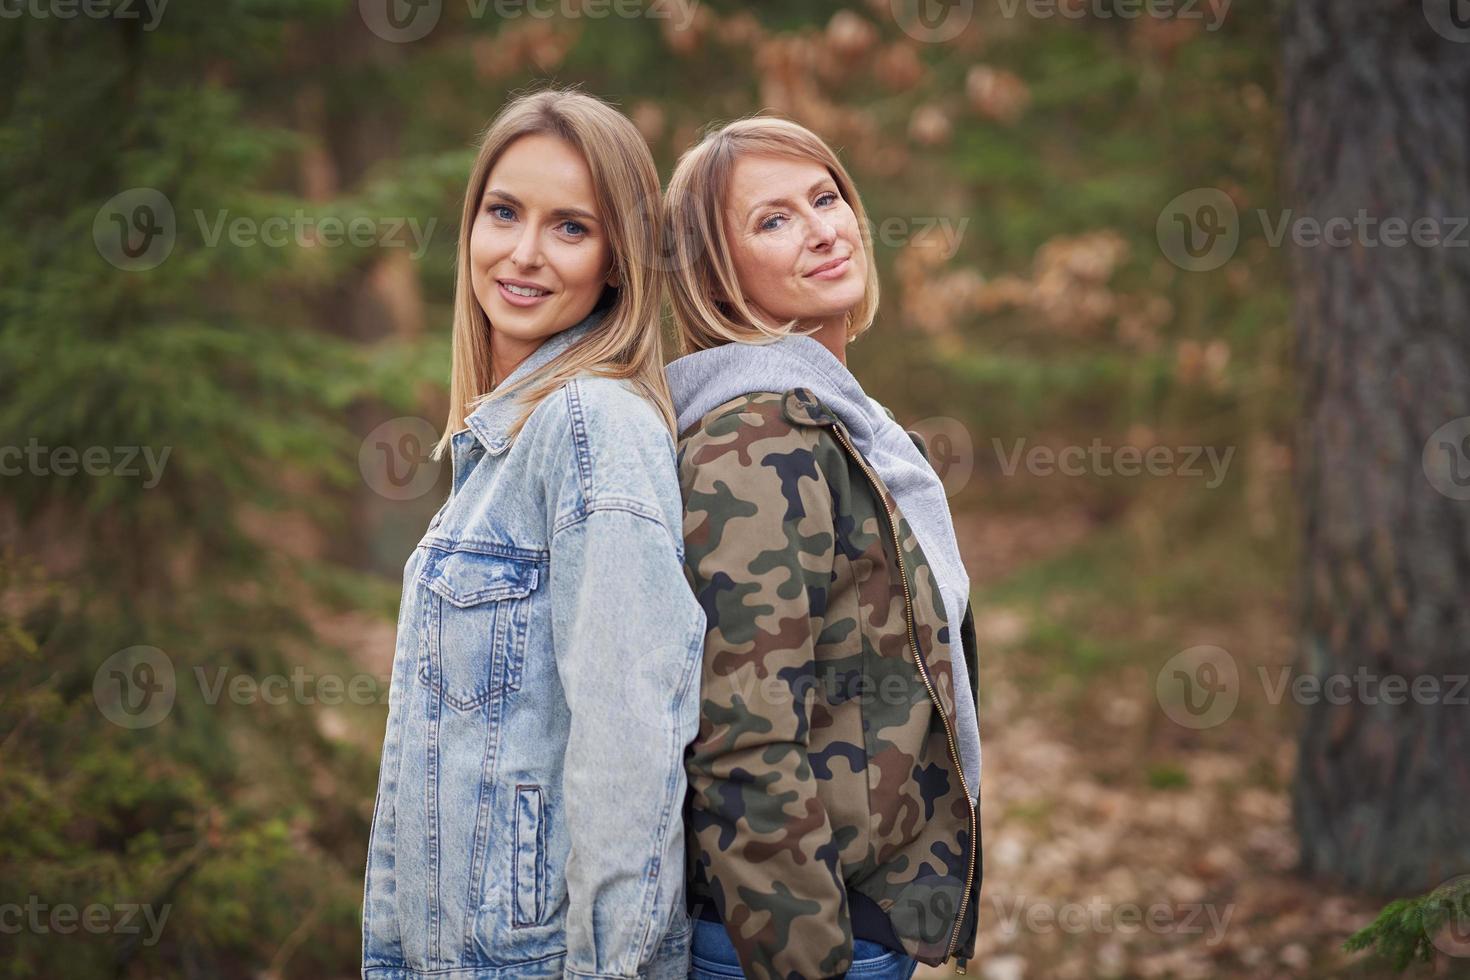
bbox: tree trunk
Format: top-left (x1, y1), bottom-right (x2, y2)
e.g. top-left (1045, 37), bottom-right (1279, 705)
top-left (1284, 0), bottom-right (1470, 895)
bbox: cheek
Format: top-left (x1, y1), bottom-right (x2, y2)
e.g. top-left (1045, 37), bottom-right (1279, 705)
top-left (540, 240), bottom-right (606, 294)
top-left (838, 215), bottom-right (869, 274)
top-left (468, 217), bottom-right (503, 267)
top-left (735, 239), bottom-right (795, 303)
top-left (837, 208), bottom-right (864, 249)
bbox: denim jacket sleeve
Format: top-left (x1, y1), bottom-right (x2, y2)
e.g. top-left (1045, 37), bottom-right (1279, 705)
top-left (545, 379), bottom-right (705, 979)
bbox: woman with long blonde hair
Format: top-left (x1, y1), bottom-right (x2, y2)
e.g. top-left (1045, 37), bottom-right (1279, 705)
top-left (362, 88), bottom-right (704, 980)
top-left (664, 117), bottom-right (983, 980)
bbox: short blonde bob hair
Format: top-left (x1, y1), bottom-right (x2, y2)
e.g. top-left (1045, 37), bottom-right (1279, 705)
top-left (663, 115), bottom-right (880, 355)
top-left (435, 87), bottom-right (672, 459)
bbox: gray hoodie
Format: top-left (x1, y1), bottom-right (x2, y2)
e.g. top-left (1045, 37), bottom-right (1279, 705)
top-left (666, 334), bottom-right (982, 800)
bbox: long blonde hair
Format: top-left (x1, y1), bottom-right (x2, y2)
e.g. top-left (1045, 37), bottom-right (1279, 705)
top-left (663, 115), bottom-right (880, 355)
top-left (435, 87), bottom-right (672, 459)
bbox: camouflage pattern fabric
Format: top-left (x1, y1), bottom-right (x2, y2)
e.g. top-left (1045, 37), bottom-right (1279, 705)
top-left (678, 388), bottom-right (980, 980)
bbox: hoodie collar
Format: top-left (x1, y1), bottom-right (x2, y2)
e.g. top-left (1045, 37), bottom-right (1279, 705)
top-left (462, 307), bottom-right (607, 453)
top-left (665, 333), bottom-right (878, 444)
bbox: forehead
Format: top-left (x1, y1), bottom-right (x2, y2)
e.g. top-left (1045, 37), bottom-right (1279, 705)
top-left (726, 153), bottom-right (833, 204)
top-left (486, 133), bottom-right (598, 210)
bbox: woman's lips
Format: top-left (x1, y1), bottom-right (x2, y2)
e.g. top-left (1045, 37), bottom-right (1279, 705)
top-left (805, 256), bottom-right (851, 280)
top-left (497, 279), bottom-right (553, 307)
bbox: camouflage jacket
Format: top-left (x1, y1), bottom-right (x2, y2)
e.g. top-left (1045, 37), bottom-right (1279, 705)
top-left (677, 388), bottom-right (981, 980)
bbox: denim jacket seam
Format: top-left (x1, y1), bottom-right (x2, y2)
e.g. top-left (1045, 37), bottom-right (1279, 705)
top-left (624, 706), bottom-right (690, 972)
top-left (563, 379), bottom-right (596, 503)
top-left (634, 604), bottom-right (708, 969)
top-left (551, 500), bottom-right (683, 561)
top-left (417, 536), bottom-right (549, 563)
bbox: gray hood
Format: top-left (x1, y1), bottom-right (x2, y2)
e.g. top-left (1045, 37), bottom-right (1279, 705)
top-left (666, 334), bottom-right (982, 798)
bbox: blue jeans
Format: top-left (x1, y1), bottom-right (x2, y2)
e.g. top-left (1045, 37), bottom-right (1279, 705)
top-left (688, 917), bottom-right (920, 980)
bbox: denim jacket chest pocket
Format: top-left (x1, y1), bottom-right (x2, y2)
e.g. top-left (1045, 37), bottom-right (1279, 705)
top-left (415, 546), bottom-right (541, 710)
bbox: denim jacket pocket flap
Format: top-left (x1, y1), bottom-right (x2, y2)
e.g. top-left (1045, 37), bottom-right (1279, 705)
top-left (420, 550), bottom-right (540, 608)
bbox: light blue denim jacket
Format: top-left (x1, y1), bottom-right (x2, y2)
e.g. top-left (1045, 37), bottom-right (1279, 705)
top-left (362, 312), bottom-right (706, 979)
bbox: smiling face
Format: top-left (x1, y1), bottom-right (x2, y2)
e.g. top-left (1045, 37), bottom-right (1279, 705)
top-left (469, 132), bottom-right (615, 382)
top-left (722, 153), bottom-right (868, 330)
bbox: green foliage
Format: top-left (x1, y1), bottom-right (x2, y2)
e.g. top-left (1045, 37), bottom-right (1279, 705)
top-left (1344, 877), bottom-right (1470, 971)
top-left (0, 2), bottom-right (437, 977)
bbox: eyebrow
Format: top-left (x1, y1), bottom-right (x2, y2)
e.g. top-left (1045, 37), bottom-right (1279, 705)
top-left (482, 188), bottom-right (600, 224)
top-left (745, 178), bottom-right (837, 222)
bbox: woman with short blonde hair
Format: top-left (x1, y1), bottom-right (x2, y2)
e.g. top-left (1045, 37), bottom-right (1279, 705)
top-left (664, 116), bottom-right (984, 980)
top-left (664, 116), bottom-right (881, 352)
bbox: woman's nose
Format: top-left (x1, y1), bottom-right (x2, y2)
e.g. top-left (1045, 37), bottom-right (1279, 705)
top-left (510, 229), bottom-right (542, 268)
top-left (808, 219), bottom-right (837, 250)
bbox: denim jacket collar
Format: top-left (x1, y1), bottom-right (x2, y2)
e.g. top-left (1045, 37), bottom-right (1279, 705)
top-left (462, 307), bottom-right (607, 454)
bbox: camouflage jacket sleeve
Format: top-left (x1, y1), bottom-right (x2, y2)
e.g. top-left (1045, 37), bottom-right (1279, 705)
top-left (679, 405), bottom-right (853, 980)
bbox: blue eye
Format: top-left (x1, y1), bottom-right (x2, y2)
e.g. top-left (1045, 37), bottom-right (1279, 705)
top-left (560, 220), bottom-right (587, 237)
top-left (487, 204), bottom-right (515, 220)
top-left (760, 214), bottom-right (787, 232)
top-left (815, 192), bottom-right (838, 207)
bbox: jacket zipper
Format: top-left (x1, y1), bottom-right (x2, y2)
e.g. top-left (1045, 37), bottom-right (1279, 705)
top-left (830, 424), bottom-right (978, 968)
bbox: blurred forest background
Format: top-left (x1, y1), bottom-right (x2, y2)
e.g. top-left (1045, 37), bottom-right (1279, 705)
top-left (2, 0), bottom-right (1466, 978)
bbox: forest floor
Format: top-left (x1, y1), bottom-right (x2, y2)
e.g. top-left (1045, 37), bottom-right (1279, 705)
top-left (916, 509), bottom-right (1461, 980)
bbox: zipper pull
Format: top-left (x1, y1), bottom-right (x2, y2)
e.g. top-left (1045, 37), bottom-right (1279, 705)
top-left (955, 955), bottom-right (969, 974)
